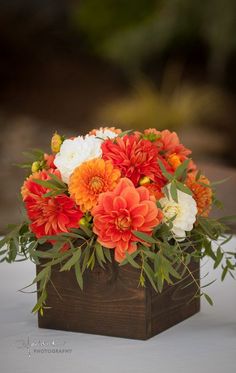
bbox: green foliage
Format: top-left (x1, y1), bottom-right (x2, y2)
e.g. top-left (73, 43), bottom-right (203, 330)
top-left (1, 193), bottom-right (235, 314)
top-left (0, 223), bottom-right (38, 263)
top-left (32, 174), bottom-right (67, 197)
top-left (14, 148), bottom-right (45, 172)
top-left (70, 0), bottom-right (236, 79)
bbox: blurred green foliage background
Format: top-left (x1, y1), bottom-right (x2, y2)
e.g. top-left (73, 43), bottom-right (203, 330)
top-left (0, 0), bottom-right (236, 231)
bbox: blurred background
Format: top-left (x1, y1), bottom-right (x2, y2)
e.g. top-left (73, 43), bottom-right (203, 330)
top-left (0, 0), bottom-right (236, 233)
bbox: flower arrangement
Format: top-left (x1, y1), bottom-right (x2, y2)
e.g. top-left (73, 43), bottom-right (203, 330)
top-left (0, 127), bottom-right (235, 315)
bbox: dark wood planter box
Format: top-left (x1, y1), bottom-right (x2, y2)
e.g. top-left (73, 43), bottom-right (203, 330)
top-left (37, 255), bottom-right (200, 340)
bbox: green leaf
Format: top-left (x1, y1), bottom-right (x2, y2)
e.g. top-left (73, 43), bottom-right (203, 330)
top-left (123, 252), bottom-right (140, 269)
top-left (201, 279), bottom-right (216, 289)
top-left (132, 230), bottom-right (156, 244)
top-left (60, 248), bottom-right (82, 271)
top-left (43, 190), bottom-right (65, 198)
top-left (158, 159), bottom-right (172, 181)
top-left (213, 247), bottom-right (223, 269)
top-left (143, 262), bottom-right (158, 292)
top-left (47, 173), bottom-right (67, 188)
top-left (31, 178), bottom-right (59, 190)
top-left (221, 266), bottom-right (228, 281)
top-left (170, 182), bottom-right (178, 203)
top-left (203, 293), bottom-right (213, 306)
top-left (32, 290), bottom-right (47, 314)
top-left (103, 248), bottom-right (112, 262)
top-left (8, 239), bottom-right (18, 262)
top-left (81, 245), bottom-right (91, 273)
top-left (117, 129), bottom-right (134, 137)
top-left (174, 159), bottom-right (190, 179)
top-left (87, 251), bottom-right (95, 270)
top-left (34, 266), bottom-right (51, 284)
top-left (95, 242), bottom-right (106, 263)
top-left (75, 261), bottom-right (83, 290)
top-left (14, 162), bottom-right (32, 169)
top-left (195, 169), bottom-right (202, 181)
top-left (211, 177), bottom-right (231, 186)
top-left (175, 181), bottom-right (192, 195)
top-left (203, 239), bottom-right (216, 260)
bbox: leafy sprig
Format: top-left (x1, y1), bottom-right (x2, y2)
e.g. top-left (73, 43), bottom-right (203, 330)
top-left (32, 173), bottom-right (68, 197)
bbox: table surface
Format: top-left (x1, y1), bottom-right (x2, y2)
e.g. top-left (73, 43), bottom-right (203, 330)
top-left (0, 238), bottom-right (236, 373)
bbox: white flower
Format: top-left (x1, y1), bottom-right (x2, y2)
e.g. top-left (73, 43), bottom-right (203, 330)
top-left (93, 128), bottom-right (118, 140)
top-left (159, 184), bottom-right (197, 240)
top-left (54, 135), bottom-right (102, 183)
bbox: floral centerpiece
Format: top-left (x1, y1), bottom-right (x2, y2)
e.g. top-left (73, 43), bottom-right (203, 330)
top-left (1, 127), bottom-right (235, 320)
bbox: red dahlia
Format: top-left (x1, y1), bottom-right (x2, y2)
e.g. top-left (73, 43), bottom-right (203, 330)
top-left (102, 134), bottom-right (167, 186)
top-left (22, 170), bottom-right (83, 238)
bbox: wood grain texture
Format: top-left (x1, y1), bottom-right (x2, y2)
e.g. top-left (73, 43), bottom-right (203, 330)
top-left (37, 256), bottom-right (200, 340)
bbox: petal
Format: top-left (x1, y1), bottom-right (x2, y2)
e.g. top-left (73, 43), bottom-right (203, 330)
top-left (98, 238), bottom-right (115, 249)
top-left (132, 214), bottom-right (145, 228)
top-left (144, 201), bottom-right (158, 221)
top-left (102, 194), bottom-right (114, 212)
top-left (114, 247), bottom-right (125, 263)
top-left (130, 203), bottom-right (148, 217)
top-left (121, 230), bottom-right (132, 242)
top-left (121, 187), bottom-right (140, 208)
top-left (113, 196), bottom-right (127, 211)
top-left (137, 186), bottom-right (149, 201)
top-left (115, 178), bottom-right (134, 195)
top-left (111, 231), bottom-right (122, 242)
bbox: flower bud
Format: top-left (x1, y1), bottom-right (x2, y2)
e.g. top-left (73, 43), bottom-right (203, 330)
top-left (139, 176), bottom-right (151, 186)
top-left (168, 153), bottom-right (181, 170)
top-left (79, 217), bottom-right (89, 227)
top-left (51, 132), bottom-right (62, 153)
top-left (31, 161), bottom-right (40, 173)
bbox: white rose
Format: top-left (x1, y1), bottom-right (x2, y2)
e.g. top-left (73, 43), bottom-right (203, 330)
top-left (159, 184), bottom-right (197, 240)
top-left (54, 135), bottom-right (102, 183)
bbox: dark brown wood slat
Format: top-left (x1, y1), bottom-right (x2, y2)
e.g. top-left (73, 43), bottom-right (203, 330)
top-left (37, 255), bottom-right (200, 340)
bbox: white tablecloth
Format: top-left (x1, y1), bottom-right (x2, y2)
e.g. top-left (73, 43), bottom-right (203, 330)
top-left (0, 238), bottom-right (236, 373)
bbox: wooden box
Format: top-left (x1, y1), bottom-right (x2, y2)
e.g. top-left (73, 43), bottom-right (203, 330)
top-left (37, 257), bottom-right (200, 340)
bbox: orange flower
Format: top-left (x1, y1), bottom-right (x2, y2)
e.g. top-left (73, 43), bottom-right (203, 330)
top-left (92, 178), bottom-right (163, 262)
top-left (186, 173), bottom-right (213, 217)
top-left (69, 158), bottom-right (121, 212)
top-left (89, 126), bottom-right (122, 136)
top-left (144, 129), bottom-right (191, 158)
top-left (167, 153), bottom-right (182, 170)
top-left (144, 183), bottom-right (164, 200)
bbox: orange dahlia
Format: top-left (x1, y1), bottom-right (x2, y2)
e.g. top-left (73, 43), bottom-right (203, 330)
top-left (92, 178), bottom-right (163, 262)
top-left (144, 129), bottom-right (191, 159)
top-left (68, 158), bottom-right (121, 212)
top-left (143, 182), bottom-right (164, 200)
top-left (186, 173), bottom-right (213, 217)
top-left (167, 153), bottom-right (182, 170)
top-left (102, 134), bottom-right (167, 187)
top-left (89, 126), bottom-right (122, 136)
top-left (21, 170), bottom-right (83, 238)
